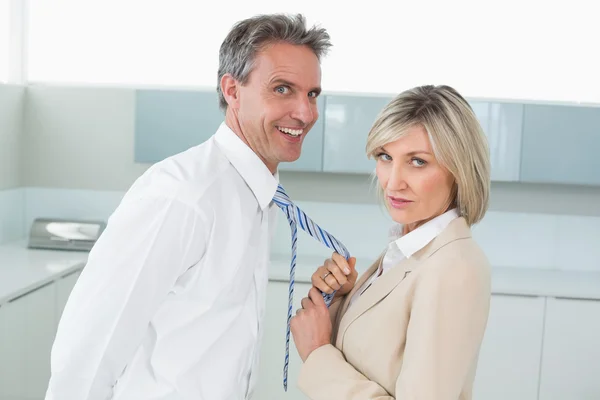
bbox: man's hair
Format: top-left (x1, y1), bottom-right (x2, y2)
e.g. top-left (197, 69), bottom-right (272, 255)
top-left (217, 13), bottom-right (332, 111)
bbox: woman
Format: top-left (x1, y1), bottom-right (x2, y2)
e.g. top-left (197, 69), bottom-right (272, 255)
top-left (290, 84), bottom-right (492, 400)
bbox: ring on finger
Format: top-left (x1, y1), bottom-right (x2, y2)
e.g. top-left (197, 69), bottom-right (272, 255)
top-left (321, 271), bottom-right (332, 280)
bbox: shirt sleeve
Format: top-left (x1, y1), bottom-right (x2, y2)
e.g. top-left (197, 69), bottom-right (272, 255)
top-left (45, 195), bottom-right (210, 400)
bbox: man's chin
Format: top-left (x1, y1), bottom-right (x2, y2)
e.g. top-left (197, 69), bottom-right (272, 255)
top-left (279, 153), bottom-right (302, 165)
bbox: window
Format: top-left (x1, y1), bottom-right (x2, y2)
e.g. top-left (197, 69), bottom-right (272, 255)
top-left (27, 0), bottom-right (325, 88)
top-left (0, 0), bottom-right (10, 83)
top-left (26, 0), bottom-right (600, 103)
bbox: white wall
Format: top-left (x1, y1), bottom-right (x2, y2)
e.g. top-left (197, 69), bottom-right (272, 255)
top-left (25, 1), bottom-right (600, 104)
top-left (0, 1), bottom-right (10, 83)
top-left (0, 84), bottom-right (25, 243)
top-left (0, 85), bottom-right (24, 190)
top-left (22, 85), bottom-right (148, 190)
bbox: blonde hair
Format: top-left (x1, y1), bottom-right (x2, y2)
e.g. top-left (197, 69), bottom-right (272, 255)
top-left (366, 85), bottom-right (491, 226)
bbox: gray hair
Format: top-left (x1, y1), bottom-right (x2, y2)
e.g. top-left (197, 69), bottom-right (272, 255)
top-left (217, 13), bottom-right (332, 111)
top-left (366, 85), bottom-right (491, 226)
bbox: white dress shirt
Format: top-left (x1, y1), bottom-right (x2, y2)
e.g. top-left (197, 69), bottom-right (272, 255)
top-left (45, 123), bottom-right (279, 400)
top-left (349, 208), bottom-right (459, 307)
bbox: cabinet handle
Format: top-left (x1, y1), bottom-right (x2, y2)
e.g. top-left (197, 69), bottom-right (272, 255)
top-left (494, 292), bottom-right (541, 298)
top-left (8, 280), bottom-right (54, 303)
top-left (554, 296), bottom-right (600, 301)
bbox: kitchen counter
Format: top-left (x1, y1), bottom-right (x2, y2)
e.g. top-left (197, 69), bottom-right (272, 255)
top-left (0, 240), bottom-right (87, 304)
top-left (269, 253), bottom-right (600, 301)
top-left (1, 241), bottom-right (599, 305)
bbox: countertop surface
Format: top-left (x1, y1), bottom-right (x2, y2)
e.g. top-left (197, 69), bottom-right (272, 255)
top-left (1, 241), bottom-right (599, 304)
top-left (0, 240), bottom-right (87, 304)
top-left (268, 253), bottom-right (600, 301)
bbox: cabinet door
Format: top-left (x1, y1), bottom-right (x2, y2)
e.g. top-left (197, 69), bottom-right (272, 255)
top-left (56, 269), bottom-right (81, 328)
top-left (0, 301), bottom-right (22, 399)
top-left (278, 97), bottom-right (326, 172)
top-left (253, 280), bottom-right (312, 400)
top-left (538, 297), bottom-right (600, 400)
top-left (469, 101), bottom-right (523, 181)
top-left (322, 95), bottom-right (394, 174)
top-left (0, 281), bottom-right (57, 399)
top-left (134, 89), bottom-right (223, 163)
top-left (520, 104), bottom-right (600, 185)
top-left (473, 294), bottom-right (546, 400)
top-left (24, 281), bottom-right (57, 399)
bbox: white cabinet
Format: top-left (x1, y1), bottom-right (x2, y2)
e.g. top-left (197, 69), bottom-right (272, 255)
top-left (0, 303), bottom-right (16, 398)
top-left (55, 269), bottom-right (81, 327)
top-left (0, 268), bottom-right (81, 400)
top-left (0, 281), bottom-right (56, 400)
top-left (538, 297), bottom-right (600, 400)
top-left (23, 282), bottom-right (57, 399)
top-left (473, 294), bottom-right (546, 400)
top-left (253, 280), bottom-right (312, 400)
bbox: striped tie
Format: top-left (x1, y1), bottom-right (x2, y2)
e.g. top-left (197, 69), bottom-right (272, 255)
top-left (272, 184), bottom-right (351, 391)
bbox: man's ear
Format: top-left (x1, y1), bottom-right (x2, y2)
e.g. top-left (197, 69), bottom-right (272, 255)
top-left (220, 74), bottom-right (240, 109)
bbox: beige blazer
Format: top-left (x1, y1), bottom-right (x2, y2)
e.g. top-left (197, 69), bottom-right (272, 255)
top-left (297, 217), bottom-right (491, 400)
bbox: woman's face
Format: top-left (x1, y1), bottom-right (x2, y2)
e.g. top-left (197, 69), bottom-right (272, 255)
top-left (375, 125), bottom-right (455, 233)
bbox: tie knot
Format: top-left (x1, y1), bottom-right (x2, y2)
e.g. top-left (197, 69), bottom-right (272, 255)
top-left (273, 184), bottom-right (292, 208)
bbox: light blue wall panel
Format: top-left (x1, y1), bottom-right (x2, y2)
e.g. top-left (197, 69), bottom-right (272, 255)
top-left (520, 104), bottom-right (600, 186)
top-left (278, 96), bottom-right (326, 172)
top-left (470, 101), bottom-right (524, 181)
top-left (322, 95), bottom-right (394, 174)
top-left (134, 89), bottom-right (600, 187)
top-left (135, 89), bottom-right (324, 171)
top-left (134, 89), bottom-right (223, 163)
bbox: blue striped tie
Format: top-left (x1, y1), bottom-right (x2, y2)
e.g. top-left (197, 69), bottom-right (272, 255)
top-left (272, 184), bottom-right (351, 392)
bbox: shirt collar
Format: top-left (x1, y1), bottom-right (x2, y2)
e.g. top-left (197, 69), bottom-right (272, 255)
top-left (214, 122), bottom-right (279, 210)
top-left (391, 208), bottom-right (460, 259)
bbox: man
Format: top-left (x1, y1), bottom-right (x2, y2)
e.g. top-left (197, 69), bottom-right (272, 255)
top-left (45, 13), bottom-right (332, 400)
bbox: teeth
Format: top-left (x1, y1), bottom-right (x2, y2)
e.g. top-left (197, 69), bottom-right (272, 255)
top-left (278, 127), bottom-right (303, 136)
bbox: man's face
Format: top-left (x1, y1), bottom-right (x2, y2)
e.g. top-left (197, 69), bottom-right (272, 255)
top-left (234, 42), bottom-right (322, 172)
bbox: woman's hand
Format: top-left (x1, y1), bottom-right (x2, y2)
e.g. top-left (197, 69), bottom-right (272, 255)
top-left (312, 253), bottom-right (357, 298)
top-left (291, 287), bottom-right (333, 362)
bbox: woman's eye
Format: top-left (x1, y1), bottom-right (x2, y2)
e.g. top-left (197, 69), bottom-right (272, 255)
top-left (411, 158), bottom-right (426, 167)
top-left (376, 152), bottom-right (392, 161)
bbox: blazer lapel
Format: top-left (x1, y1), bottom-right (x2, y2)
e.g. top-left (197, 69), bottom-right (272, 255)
top-left (338, 257), bottom-right (381, 319)
top-left (336, 256), bottom-right (418, 352)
